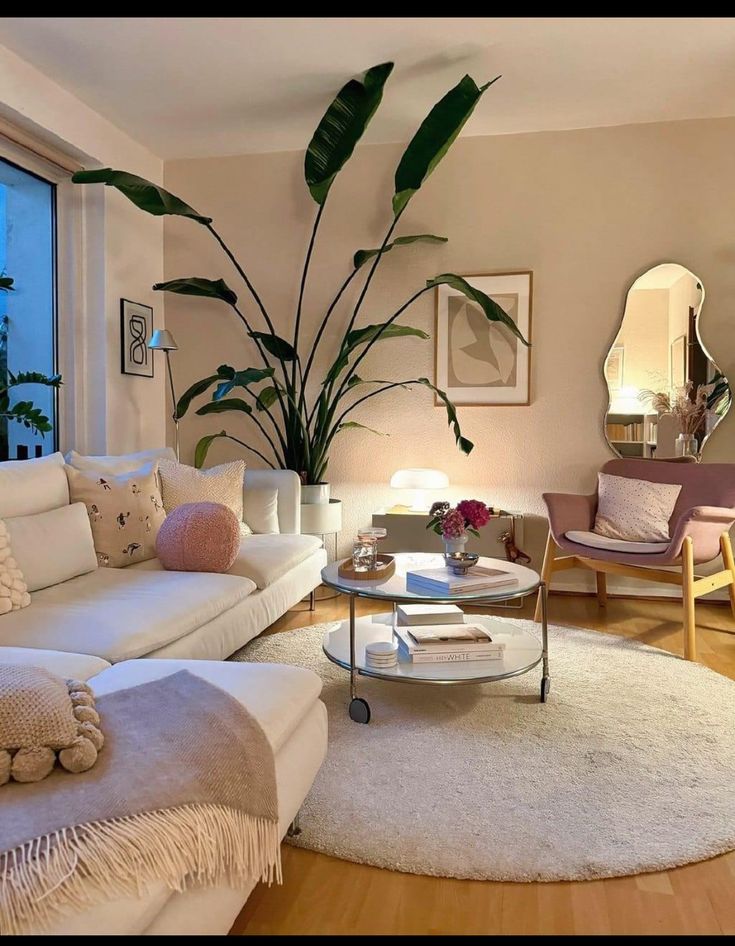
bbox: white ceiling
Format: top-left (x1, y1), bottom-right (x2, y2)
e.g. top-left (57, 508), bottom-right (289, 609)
top-left (3, 17), bottom-right (735, 160)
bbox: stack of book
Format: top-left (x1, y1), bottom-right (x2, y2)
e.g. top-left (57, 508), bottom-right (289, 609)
top-left (394, 604), bottom-right (505, 664)
top-left (405, 565), bottom-right (518, 597)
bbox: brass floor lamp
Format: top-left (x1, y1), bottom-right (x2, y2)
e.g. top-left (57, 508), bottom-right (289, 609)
top-left (148, 329), bottom-right (180, 461)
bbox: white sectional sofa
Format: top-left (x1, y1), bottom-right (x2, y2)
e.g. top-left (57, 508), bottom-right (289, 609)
top-left (0, 451), bottom-right (329, 935)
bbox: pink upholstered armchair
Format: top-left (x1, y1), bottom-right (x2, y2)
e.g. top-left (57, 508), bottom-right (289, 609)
top-left (535, 458), bottom-right (735, 660)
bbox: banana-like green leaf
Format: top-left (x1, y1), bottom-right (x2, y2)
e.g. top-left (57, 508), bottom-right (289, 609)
top-left (196, 397), bottom-right (252, 416)
top-left (325, 323), bottom-right (429, 384)
top-left (305, 62), bottom-right (394, 205)
top-left (72, 169), bottom-right (212, 224)
top-left (249, 332), bottom-right (296, 362)
top-left (337, 421), bottom-right (388, 436)
top-left (7, 371), bottom-right (63, 388)
top-left (175, 374), bottom-right (219, 420)
top-left (353, 234), bottom-right (447, 269)
top-left (426, 273), bottom-right (528, 345)
top-left (213, 366), bottom-right (275, 401)
top-left (393, 75), bottom-right (499, 216)
top-left (194, 430), bottom-right (227, 469)
top-left (255, 386), bottom-right (280, 411)
top-left (153, 277), bottom-right (237, 306)
top-left (0, 276), bottom-right (14, 291)
top-left (415, 376), bottom-right (473, 454)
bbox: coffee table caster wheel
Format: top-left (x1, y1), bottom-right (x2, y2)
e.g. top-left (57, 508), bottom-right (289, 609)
top-left (349, 697), bottom-right (371, 724)
top-left (540, 677), bottom-right (551, 703)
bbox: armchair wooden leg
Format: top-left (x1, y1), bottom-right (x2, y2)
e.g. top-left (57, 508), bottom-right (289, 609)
top-left (682, 536), bottom-right (696, 661)
top-left (719, 531), bottom-right (735, 620)
top-left (595, 571), bottom-right (608, 609)
top-left (534, 531), bottom-right (557, 623)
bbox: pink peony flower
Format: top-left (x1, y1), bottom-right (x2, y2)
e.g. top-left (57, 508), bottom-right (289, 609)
top-left (441, 508), bottom-right (466, 539)
top-left (456, 499), bottom-right (491, 530)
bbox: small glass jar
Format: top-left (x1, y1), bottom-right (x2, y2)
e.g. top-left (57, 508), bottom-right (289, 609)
top-left (352, 538), bottom-right (376, 572)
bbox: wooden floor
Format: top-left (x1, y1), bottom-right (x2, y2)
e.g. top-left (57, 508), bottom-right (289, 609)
top-left (231, 592), bottom-right (735, 936)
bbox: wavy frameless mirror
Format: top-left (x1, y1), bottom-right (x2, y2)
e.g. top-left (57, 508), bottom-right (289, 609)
top-left (603, 263), bottom-right (731, 460)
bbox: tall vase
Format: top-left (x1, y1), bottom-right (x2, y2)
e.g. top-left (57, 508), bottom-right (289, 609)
top-left (444, 534), bottom-right (468, 556)
top-left (675, 433), bottom-right (698, 458)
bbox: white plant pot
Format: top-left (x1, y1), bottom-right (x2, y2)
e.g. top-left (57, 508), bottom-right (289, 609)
top-left (301, 483), bottom-right (331, 505)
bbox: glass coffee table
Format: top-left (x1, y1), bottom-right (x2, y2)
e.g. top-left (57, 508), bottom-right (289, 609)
top-left (321, 552), bottom-right (549, 723)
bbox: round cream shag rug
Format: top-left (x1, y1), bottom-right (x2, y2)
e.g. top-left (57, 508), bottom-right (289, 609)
top-left (232, 620), bottom-right (735, 882)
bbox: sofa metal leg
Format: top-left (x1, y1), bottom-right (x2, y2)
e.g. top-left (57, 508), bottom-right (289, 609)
top-left (287, 812), bottom-right (302, 837)
top-left (309, 590), bottom-right (316, 612)
top-left (720, 531), bottom-right (735, 620)
top-left (682, 536), bottom-right (697, 661)
top-left (534, 531), bottom-right (557, 623)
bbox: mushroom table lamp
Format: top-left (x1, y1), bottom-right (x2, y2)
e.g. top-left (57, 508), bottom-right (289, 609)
top-left (389, 468), bottom-right (449, 513)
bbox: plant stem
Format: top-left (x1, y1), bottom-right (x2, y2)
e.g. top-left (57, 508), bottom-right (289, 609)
top-left (301, 266), bottom-right (360, 400)
top-left (220, 434), bottom-right (277, 469)
top-left (292, 203), bottom-right (325, 389)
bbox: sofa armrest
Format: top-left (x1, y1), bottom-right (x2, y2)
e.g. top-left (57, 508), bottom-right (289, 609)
top-left (244, 469), bottom-right (301, 534)
top-left (667, 505), bottom-right (735, 562)
top-left (542, 491), bottom-right (597, 542)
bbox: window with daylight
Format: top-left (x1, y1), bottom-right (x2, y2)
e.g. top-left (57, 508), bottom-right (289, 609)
top-left (0, 157), bottom-right (57, 461)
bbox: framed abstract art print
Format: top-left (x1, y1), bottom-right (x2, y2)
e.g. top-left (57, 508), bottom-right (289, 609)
top-left (434, 271), bottom-right (532, 406)
top-left (120, 299), bottom-right (154, 378)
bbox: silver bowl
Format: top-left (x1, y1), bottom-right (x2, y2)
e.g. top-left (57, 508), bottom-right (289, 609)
top-left (444, 551), bottom-right (479, 575)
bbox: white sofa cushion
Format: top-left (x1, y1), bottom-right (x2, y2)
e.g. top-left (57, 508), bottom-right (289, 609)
top-left (90, 659), bottom-right (323, 754)
top-left (0, 451), bottom-right (69, 518)
top-left (232, 533), bottom-right (322, 589)
top-left (66, 447), bottom-right (176, 474)
top-left (131, 533), bottom-right (323, 590)
top-left (0, 646), bottom-right (111, 681)
top-left (5, 503), bottom-right (98, 591)
top-left (0, 568), bottom-right (256, 662)
top-left (242, 485), bottom-right (280, 535)
top-left (566, 530), bottom-right (669, 554)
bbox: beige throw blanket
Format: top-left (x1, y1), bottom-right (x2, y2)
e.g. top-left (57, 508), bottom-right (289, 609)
top-left (0, 670), bottom-right (280, 934)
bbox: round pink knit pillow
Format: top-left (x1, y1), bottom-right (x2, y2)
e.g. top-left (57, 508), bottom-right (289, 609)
top-left (156, 502), bottom-right (240, 573)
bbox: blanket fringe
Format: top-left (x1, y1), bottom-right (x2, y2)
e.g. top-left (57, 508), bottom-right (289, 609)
top-left (0, 804), bottom-right (281, 935)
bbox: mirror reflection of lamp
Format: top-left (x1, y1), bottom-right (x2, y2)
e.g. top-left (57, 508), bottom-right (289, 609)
top-left (389, 468), bottom-right (449, 513)
top-left (610, 385), bottom-right (641, 414)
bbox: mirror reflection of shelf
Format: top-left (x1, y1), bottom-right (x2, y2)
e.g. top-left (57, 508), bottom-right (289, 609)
top-left (606, 412), bottom-right (658, 458)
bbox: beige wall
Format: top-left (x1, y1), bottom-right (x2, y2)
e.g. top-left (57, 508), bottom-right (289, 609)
top-left (0, 42), bottom-right (166, 454)
top-left (612, 288), bottom-right (669, 401)
top-left (164, 115), bottom-right (735, 590)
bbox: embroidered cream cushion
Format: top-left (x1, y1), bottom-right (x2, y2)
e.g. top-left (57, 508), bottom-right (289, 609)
top-left (593, 472), bottom-right (682, 542)
top-left (0, 521), bottom-right (30, 616)
top-left (158, 459), bottom-right (245, 522)
top-left (65, 463), bottom-right (167, 568)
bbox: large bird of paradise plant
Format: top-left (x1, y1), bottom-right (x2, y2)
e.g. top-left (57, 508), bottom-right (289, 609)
top-left (0, 276), bottom-right (62, 459)
top-left (73, 63), bottom-right (528, 483)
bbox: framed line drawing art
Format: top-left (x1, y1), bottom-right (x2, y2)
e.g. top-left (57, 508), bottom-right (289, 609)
top-left (120, 299), bottom-right (154, 378)
top-left (435, 271), bottom-right (532, 406)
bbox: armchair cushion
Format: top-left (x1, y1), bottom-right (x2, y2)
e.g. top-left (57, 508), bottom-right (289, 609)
top-left (566, 530), bottom-right (669, 555)
top-left (594, 472), bottom-right (681, 542)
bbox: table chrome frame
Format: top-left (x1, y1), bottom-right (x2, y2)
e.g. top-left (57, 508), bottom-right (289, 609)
top-left (320, 574), bottom-right (551, 721)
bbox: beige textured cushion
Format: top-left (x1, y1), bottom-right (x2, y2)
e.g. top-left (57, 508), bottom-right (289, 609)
top-left (158, 459), bottom-right (245, 522)
top-left (65, 463), bottom-right (167, 568)
top-left (0, 663), bottom-right (103, 783)
top-left (593, 472), bottom-right (682, 542)
top-left (0, 521), bottom-right (30, 615)
top-left (5, 503), bottom-right (98, 591)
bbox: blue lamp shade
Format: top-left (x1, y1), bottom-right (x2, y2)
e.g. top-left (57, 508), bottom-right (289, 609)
top-left (148, 329), bottom-right (178, 351)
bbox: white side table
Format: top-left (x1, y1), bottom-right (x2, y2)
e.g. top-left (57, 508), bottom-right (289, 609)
top-left (301, 499), bottom-right (342, 602)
